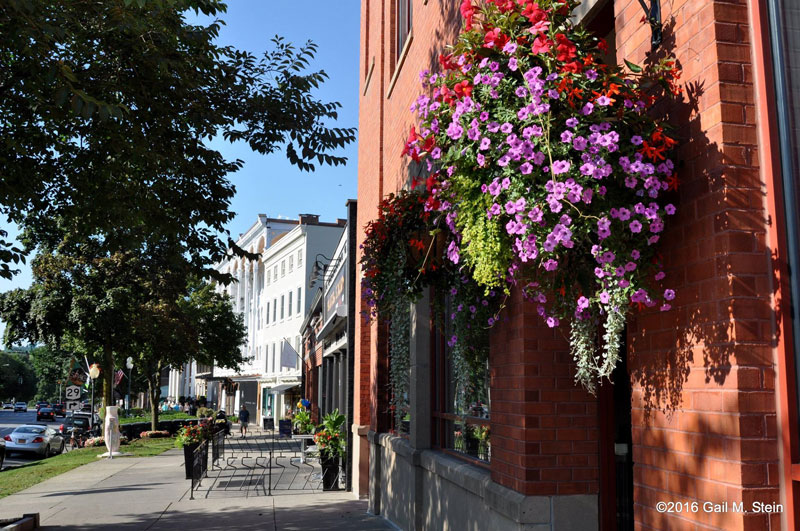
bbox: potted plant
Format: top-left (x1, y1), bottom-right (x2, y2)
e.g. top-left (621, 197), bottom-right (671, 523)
top-left (176, 424), bottom-right (208, 479)
top-left (314, 409), bottom-right (346, 491)
top-left (293, 407), bottom-right (314, 435)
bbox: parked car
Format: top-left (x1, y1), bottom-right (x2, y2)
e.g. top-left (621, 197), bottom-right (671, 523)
top-left (51, 404), bottom-right (66, 417)
top-left (2, 402), bottom-right (13, 409)
top-left (36, 407), bottom-right (55, 422)
top-left (61, 412), bottom-right (97, 436)
top-left (3, 425), bottom-right (65, 457)
top-left (14, 402), bottom-right (27, 412)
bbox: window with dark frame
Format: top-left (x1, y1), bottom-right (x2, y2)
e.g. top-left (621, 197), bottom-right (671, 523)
top-left (431, 296), bottom-right (491, 463)
top-left (395, 0), bottom-right (412, 60)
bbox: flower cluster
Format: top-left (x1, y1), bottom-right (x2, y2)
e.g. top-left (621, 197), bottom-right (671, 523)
top-left (139, 430), bottom-right (170, 439)
top-left (402, 0), bottom-right (681, 390)
top-left (360, 189), bottom-right (447, 319)
top-left (176, 424), bottom-right (207, 446)
top-left (85, 435), bottom-right (128, 447)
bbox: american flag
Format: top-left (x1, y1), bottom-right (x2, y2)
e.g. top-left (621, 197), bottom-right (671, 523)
top-left (114, 369), bottom-right (125, 386)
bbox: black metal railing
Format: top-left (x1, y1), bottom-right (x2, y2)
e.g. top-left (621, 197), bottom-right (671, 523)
top-left (210, 428), bottom-right (225, 468)
top-left (189, 440), bottom-right (208, 500)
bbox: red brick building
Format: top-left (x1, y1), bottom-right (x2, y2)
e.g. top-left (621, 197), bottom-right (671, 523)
top-left (353, 0), bottom-right (800, 529)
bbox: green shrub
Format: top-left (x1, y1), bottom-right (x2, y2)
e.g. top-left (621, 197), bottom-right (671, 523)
top-left (196, 407), bottom-right (215, 418)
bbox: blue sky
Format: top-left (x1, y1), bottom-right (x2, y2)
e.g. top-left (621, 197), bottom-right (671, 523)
top-left (0, 1), bottom-right (361, 339)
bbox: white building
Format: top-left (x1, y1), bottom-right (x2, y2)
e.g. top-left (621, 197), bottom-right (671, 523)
top-left (212, 214), bottom-right (344, 426)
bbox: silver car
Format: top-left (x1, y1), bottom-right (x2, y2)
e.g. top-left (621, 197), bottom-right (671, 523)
top-left (3, 425), bottom-right (65, 457)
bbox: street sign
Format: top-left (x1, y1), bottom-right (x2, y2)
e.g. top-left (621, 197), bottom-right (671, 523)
top-left (65, 385), bottom-right (81, 400)
top-left (66, 400), bottom-right (81, 411)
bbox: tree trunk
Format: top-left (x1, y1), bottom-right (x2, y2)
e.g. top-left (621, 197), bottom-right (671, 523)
top-left (102, 344), bottom-right (114, 411)
top-left (148, 361), bottom-right (163, 432)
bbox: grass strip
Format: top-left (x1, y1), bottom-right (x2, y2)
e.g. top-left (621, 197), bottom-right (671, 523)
top-left (0, 436), bottom-right (176, 499)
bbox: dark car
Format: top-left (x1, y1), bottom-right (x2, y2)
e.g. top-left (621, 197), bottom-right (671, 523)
top-left (36, 408), bottom-right (55, 422)
top-left (51, 404), bottom-right (66, 417)
top-left (35, 402), bottom-right (50, 411)
top-left (61, 412), bottom-right (96, 437)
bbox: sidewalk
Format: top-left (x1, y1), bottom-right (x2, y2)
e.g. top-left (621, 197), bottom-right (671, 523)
top-left (0, 449), bottom-right (391, 530)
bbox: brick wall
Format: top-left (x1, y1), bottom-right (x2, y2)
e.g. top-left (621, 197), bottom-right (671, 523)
top-left (490, 289), bottom-right (600, 496)
top-left (357, 0), bottom-right (785, 528)
top-left (615, 0), bottom-right (783, 528)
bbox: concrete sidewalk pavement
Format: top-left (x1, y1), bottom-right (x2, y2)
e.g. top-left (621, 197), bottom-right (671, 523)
top-left (0, 449), bottom-right (391, 530)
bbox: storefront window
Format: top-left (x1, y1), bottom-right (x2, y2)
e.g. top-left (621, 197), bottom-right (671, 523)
top-left (431, 299), bottom-right (490, 462)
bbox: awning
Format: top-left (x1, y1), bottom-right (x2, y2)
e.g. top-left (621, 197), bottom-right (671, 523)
top-left (268, 383), bottom-right (300, 394)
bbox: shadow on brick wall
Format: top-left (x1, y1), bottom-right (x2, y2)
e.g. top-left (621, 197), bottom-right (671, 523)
top-left (627, 17), bottom-right (764, 416)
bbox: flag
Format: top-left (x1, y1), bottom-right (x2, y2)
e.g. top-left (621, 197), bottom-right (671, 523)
top-left (114, 369), bottom-right (124, 386)
top-left (280, 339), bottom-right (299, 369)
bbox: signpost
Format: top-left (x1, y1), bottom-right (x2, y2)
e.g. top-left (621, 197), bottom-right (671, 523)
top-left (65, 385), bottom-right (81, 401)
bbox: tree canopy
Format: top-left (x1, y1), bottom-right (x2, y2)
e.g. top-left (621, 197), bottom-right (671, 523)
top-left (0, 0), bottom-right (356, 280)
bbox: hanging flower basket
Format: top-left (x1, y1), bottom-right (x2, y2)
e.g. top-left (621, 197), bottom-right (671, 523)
top-left (395, 0), bottom-right (683, 392)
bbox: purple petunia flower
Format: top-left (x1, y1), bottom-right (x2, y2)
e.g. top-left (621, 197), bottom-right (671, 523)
top-left (629, 220), bottom-right (643, 233)
top-left (664, 289), bottom-right (675, 301)
top-left (551, 160), bottom-right (571, 175)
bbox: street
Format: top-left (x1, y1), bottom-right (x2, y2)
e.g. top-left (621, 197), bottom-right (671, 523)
top-left (0, 408), bottom-right (72, 470)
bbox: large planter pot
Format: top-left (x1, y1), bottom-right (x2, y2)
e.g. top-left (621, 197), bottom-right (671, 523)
top-left (320, 454), bottom-right (340, 491)
top-left (183, 442), bottom-right (198, 479)
top-left (182, 442), bottom-right (208, 480)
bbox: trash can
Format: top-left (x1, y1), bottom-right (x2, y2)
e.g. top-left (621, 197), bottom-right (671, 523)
top-left (263, 417), bottom-right (274, 430)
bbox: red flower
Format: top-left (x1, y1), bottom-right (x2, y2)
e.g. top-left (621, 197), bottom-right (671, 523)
top-left (488, 0), bottom-right (516, 13)
top-left (597, 37), bottom-right (609, 53)
top-left (560, 61), bottom-right (583, 74)
top-left (531, 35), bottom-right (552, 55)
top-left (555, 33), bottom-right (577, 62)
top-left (483, 28), bottom-right (509, 50)
top-left (409, 239), bottom-right (425, 252)
top-left (453, 80), bottom-right (473, 99)
top-left (439, 53), bottom-right (457, 71)
top-left (522, 2), bottom-right (548, 24)
top-left (460, 0), bottom-right (475, 30)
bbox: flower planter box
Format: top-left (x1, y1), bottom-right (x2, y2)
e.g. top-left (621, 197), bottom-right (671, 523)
top-left (182, 442), bottom-right (208, 480)
top-left (320, 454), bottom-right (340, 491)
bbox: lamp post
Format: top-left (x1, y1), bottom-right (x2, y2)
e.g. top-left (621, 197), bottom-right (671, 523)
top-left (88, 364), bottom-right (100, 431)
top-left (126, 357), bottom-right (134, 414)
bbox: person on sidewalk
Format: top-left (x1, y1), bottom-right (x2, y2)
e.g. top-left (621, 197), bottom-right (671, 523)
top-left (238, 404), bottom-right (250, 438)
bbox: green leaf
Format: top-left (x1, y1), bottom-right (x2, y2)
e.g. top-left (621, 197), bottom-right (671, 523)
top-left (624, 59), bottom-right (643, 73)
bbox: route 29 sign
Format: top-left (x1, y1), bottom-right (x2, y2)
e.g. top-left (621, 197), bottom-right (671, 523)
top-left (65, 385), bottom-right (81, 401)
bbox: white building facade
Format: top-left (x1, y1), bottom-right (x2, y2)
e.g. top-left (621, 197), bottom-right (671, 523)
top-left (213, 214), bottom-right (344, 427)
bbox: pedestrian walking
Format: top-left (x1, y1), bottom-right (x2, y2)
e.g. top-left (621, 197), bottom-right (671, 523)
top-left (238, 404), bottom-right (250, 438)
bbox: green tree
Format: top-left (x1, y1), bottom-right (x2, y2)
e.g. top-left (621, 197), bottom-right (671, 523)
top-left (0, 350), bottom-right (36, 402)
top-left (0, 0), bottom-right (355, 280)
top-left (133, 277), bottom-right (247, 430)
top-left (29, 346), bottom-right (71, 402)
top-left (0, 248), bottom-right (141, 409)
